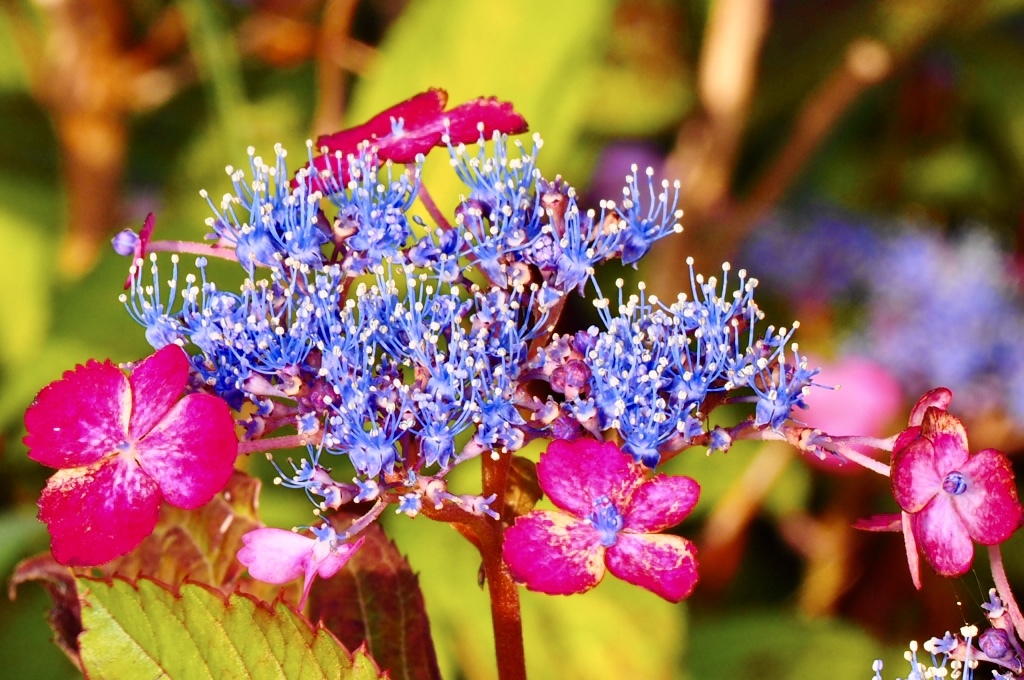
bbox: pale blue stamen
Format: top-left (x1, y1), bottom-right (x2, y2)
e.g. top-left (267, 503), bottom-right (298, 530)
top-left (942, 471), bottom-right (968, 495)
top-left (587, 496), bottom-right (623, 547)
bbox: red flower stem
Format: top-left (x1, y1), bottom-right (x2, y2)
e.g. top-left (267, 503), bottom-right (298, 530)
top-left (420, 501), bottom-right (527, 680)
top-left (418, 182), bottom-right (452, 231)
top-left (481, 449), bottom-right (526, 680)
top-left (989, 544), bottom-right (1024, 642)
top-left (237, 433), bottom-right (320, 456)
top-left (145, 240), bottom-right (240, 263)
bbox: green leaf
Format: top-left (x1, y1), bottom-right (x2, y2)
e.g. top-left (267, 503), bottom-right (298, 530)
top-left (685, 609), bottom-right (904, 679)
top-left (77, 577), bottom-right (385, 680)
top-left (308, 518), bottom-right (441, 680)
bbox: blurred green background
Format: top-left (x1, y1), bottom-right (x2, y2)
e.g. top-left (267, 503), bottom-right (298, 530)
top-left (4, 0), bottom-right (1024, 678)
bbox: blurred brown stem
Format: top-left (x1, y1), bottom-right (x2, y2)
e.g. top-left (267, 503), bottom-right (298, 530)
top-left (311, 0), bottom-right (360, 135)
top-left (6, 0), bottom-right (191, 279)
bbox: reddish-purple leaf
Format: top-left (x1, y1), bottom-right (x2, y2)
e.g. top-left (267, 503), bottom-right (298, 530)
top-left (8, 554), bottom-right (83, 669)
top-left (308, 519), bottom-right (441, 680)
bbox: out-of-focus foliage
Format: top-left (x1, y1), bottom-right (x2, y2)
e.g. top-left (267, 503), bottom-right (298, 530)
top-left (5, 0), bottom-right (1024, 678)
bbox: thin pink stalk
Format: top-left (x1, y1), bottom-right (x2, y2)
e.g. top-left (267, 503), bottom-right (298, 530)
top-left (989, 544), bottom-right (1024, 642)
top-left (418, 183), bottom-right (451, 230)
top-left (147, 239), bottom-right (240, 263)
top-left (237, 433), bottom-right (320, 456)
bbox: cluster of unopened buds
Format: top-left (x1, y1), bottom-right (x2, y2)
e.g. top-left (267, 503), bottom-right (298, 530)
top-left (22, 89), bottom-right (1024, 677)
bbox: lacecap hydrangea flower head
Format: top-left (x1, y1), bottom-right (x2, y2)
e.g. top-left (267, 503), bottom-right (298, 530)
top-left (26, 89), bottom-right (823, 618)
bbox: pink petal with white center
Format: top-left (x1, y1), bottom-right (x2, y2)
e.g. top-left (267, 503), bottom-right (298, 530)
top-left (136, 393), bottom-right (238, 509)
top-left (39, 456), bottom-right (162, 566)
top-left (605, 533), bottom-right (699, 603)
top-left (908, 388), bottom-right (953, 426)
top-left (24, 359), bottom-right (130, 469)
top-left (921, 408), bottom-right (969, 474)
top-left (623, 474), bottom-right (700, 533)
top-left (914, 494), bottom-right (974, 577)
top-left (954, 448), bottom-right (1022, 545)
top-left (238, 528), bottom-right (313, 584)
top-left (502, 510), bottom-right (605, 596)
top-left (891, 438), bottom-right (942, 513)
top-left (127, 345), bottom-right (189, 439)
top-left (537, 439), bottom-right (645, 518)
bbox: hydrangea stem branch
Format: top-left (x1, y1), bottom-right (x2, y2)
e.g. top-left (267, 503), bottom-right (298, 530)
top-left (237, 433), bottom-right (320, 456)
top-left (145, 239), bottom-right (240, 263)
top-left (482, 450), bottom-right (527, 680)
top-left (421, 497), bottom-right (526, 680)
top-left (417, 182), bottom-right (451, 231)
top-left (989, 544), bottom-right (1024, 642)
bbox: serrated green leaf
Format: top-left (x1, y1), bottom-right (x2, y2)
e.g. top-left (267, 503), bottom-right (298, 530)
top-left (77, 577), bottom-right (385, 680)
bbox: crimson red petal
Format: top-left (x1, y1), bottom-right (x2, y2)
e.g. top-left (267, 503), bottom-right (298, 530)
top-left (914, 495), bottom-right (974, 577)
top-left (537, 439), bottom-right (645, 518)
top-left (908, 387), bottom-right (953, 426)
top-left (623, 474), bottom-right (699, 533)
top-left (605, 533), bottom-right (699, 603)
top-left (956, 448), bottom-right (1022, 545)
top-left (137, 393), bottom-right (238, 509)
top-left (313, 90), bottom-right (528, 167)
top-left (502, 510), bottom-right (605, 596)
top-left (891, 438), bottom-right (942, 513)
top-left (39, 458), bottom-right (161, 566)
top-left (24, 359), bottom-right (130, 469)
top-left (315, 89), bottom-right (448, 160)
top-left (128, 345), bottom-right (189, 440)
top-left (441, 97), bottom-right (529, 146)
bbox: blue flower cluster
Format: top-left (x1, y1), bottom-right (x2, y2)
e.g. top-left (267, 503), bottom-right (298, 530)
top-left (118, 129), bottom-right (817, 517)
top-left (740, 213), bottom-right (1024, 421)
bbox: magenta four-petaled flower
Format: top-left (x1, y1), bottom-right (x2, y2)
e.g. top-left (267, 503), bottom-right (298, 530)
top-left (23, 345), bottom-right (238, 566)
top-left (502, 439), bottom-right (700, 603)
top-left (891, 388), bottom-right (1022, 581)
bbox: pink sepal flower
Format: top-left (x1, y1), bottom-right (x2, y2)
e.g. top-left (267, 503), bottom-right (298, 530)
top-left (307, 89), bottom-right (528, 188)
top-left (502, 439), bottom-right (700, 603)
top-left (23, 345), bottom-right (238, 566)
top-left (237, 526), bottom-right (365, 608)
top-left (890, 389), bottom-right (1022, 580)
top-left (316, 88), bottom-right (527, 164)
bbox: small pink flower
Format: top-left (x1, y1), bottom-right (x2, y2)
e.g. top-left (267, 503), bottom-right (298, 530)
top-left (502, 439), bottom-right (700, 603)
top-left (315, 88), bottom-right (528, 164)
top-left (24, 345), bottom-right (238, 566)
top-left (891, 388), bottom-right (1022, 579)
top-left (238, 525), bottom-right (365, 608)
